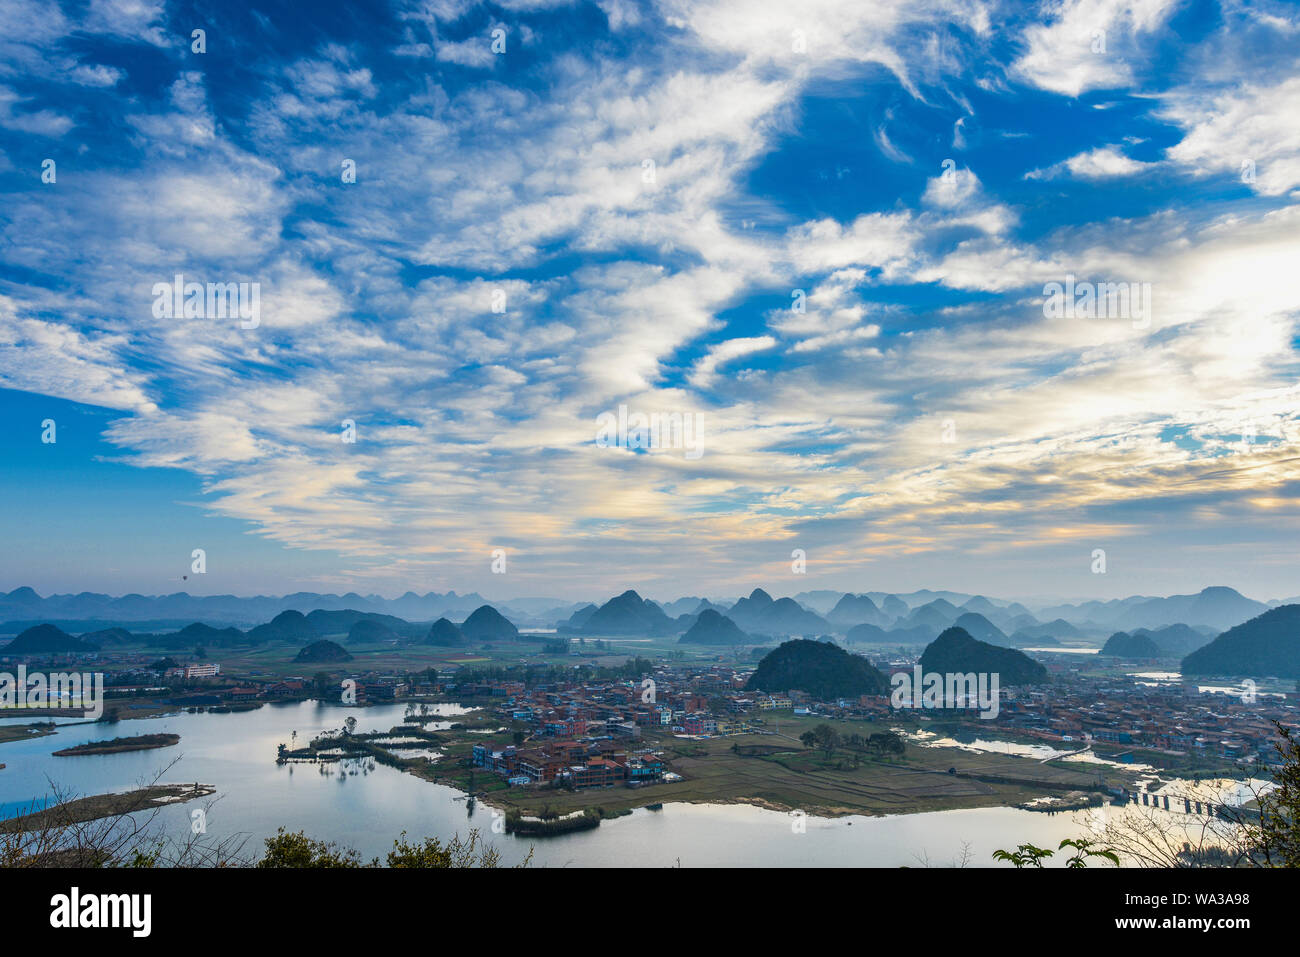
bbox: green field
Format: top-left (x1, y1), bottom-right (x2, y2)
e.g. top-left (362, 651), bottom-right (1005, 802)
top-left (423, 713), bottom-right (1141, 820)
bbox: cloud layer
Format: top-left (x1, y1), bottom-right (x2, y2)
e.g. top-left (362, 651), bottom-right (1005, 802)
top-left (2, 0), bottom-right (1299, 600)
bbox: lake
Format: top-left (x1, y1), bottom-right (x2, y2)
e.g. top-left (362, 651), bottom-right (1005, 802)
top-left (0, 701), bottom-right (1255, 867)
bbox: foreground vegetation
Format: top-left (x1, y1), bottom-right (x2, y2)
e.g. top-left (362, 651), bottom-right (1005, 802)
top-left (256, 828), bottom-right (531, 868)
top-left (995, 722), bottom-right (1300, 868)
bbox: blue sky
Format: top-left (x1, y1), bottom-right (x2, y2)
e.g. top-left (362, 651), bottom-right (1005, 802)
top-left (2, 0), bottom-right (1299, 602)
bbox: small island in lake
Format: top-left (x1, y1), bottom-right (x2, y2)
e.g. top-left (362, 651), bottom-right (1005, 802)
top-left (52, 733), bottom-right (180, 757)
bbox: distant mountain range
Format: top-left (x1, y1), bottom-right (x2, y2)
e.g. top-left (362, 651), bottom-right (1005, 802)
top-left (0, 602), bottom-right (528, 655)
top-left (0, 586), bottom-right (584, 630)
top-left (0, 585), bottom-right (1281, 657)
top-left (724, 589), bottom-right (830, 637)
top-left (1035, 586), bottom-right (1271, 633)
top-left (5, 584), bottom-right (1293, 686)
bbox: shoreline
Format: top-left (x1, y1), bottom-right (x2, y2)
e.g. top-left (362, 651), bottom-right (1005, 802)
top-left (0, 783), bottom-right (216, 834)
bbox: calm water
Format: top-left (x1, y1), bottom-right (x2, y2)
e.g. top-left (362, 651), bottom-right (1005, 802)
top-left (0, 703), bottom-right (1244, 867)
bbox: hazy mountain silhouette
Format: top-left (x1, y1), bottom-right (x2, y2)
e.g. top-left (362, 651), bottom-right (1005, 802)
top-left (826, 593), bottom-right (887, 628)
top-left (1100, 631), bottom-right (1165, 657)
top-left (727, 589), bottom-right (830, 635)
top-left (1008, 618), bottom-right (1080, 642)
top-left (247, 610), bottom-right (318, 643)
top-left (78, 626), bottom-right (134, 645)
top-left (1039, 586), bottom-right (1266, 632)
top-left (952, 612), bottom-right (1008, 646)
top-left (920, 627), bottom-right (1047, 686)
top-left (679, 609), bottom-right (749, 645)
top-left (901, 598), bottom-right (961, 632)
top-left (844, 622), bottom-right (937, 644)
top-left (1114, 586), bottom-right (1267, 631)
top-left (305, 608), bottom-right (409, 637)
top-left (4, 623), bottom-right (98, 655)
top-left (1132, 623), bottom-right (1212, 657)
top-left (153, 622), bottom-right (248, 649)
top-left (879, 595), bottom-right (910, 618)
top-left (347, 619), bottom-right (403, 643)
top-left (572, 590), bottom-right (674, 636)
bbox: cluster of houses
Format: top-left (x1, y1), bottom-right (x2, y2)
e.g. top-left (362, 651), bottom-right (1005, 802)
top-left (460, 663), bottom-right (901, 790)
top-left (464, 665), bottom-right (799, 736)
top-left (93, 658), bottom-right (434, 709)
top-left (22, 640), bottom-right (1296, 774)
top-left (994, 678), bottom-right (1298, 765)
top-left (471, 739), bottom-right (672, 789)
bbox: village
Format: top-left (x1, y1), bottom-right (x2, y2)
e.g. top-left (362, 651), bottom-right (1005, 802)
top-left (9, 641), bottom-right (1297, 792)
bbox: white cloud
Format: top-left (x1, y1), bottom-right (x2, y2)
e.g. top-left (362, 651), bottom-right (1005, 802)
top-left (0, 85), bottom-right (72, 136)
top-left (690, 336), bottom-right (777, 387)
top-left (1013, 0), bottom-right (1179, 96)
top-left (1163, 75), bottom-right (1300, 196)
top-left (5, 0), bottom-right (1300, 597)
top-left (85, 0), bottom-right (169, 47)
top-left (1026, 146), bottom-right (1155, 180)
top-left (70, 63), bottom-right (126, 87)
top-left (436, 36), bottom-right (498, 67)
top-left (0, 301), bottom-right (156, 413)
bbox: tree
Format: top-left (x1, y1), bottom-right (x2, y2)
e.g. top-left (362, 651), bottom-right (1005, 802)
top-left (257, 828), bottom-right (367, 868)
top-left (810, 723), bottom-right (839, 758)
top-left (868, 731), bottom-right (905, 757)
top-left (387, 829), bottom-right (531, 868)
top-left (993, 840), bottom-right (1118, 868)
top-left (1243, 721), bottom-right (1300, 867)
top-left (8, 799), bottom-right (531, 867)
